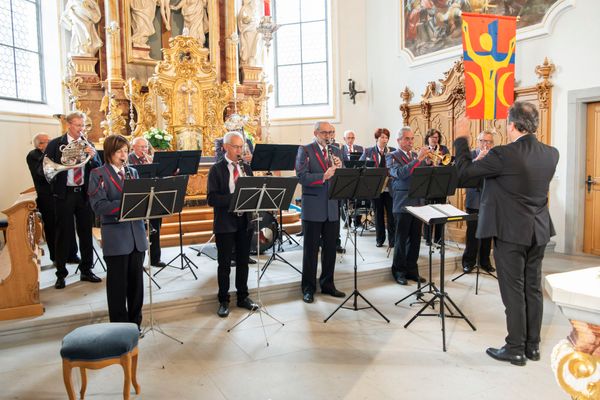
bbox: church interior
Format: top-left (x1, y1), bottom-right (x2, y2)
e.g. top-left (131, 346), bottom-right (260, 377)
top-left (0, 0), bottom-right (599, 399)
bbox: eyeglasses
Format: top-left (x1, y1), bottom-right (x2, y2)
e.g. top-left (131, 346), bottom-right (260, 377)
top-left (319, 130), bottom-right (335, 135)
top-left (478, 139), bottom-right (493, 144)
top-left (228, 144), bottom-right (244, 150)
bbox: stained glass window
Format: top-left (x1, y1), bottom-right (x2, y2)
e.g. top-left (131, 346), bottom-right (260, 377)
top-left (274, 0), bottom-right (328, 107)
top-left (0, 0), bottom-right (44, 103)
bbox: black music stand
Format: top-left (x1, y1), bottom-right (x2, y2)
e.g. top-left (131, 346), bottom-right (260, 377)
top-left (341, 160), bottom-right (376, 234)
top-left (251, 144), bottom-right (302, 277)
top-left (152, 151), bottom-right (201, 278)
top-left (398, 204), bottom-right (477, 352)
top-left (119, 176), bottom-right (188, 344)
top-left (130, 163), bottom-right (158, 179)
top-left (323, 167), bottom-right (390, 323)
top-left (226, 176), bottom-right (297, 346)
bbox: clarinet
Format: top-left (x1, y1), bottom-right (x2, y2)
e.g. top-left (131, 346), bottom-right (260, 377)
top-left (124, 165), bottom-right (133, 180)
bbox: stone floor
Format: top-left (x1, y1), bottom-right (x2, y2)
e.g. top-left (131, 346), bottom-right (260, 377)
top-left (0, 228), bottom-right (598, 399)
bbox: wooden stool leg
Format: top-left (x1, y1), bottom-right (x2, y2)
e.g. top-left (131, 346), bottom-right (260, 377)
top-left (131, 348), bottom-right (140, 394)
top-left (62, 359), bottom-right (76, 400)
top-left (80, 367), bottom-right (87, 399)
top-left (121, 353), bottom-right (132, 400)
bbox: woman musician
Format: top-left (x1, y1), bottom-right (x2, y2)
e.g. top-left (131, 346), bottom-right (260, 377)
top-left (422, 128), bottom-right (451, 246)
top-left (360, 128), bottom-right (396, 248)
top-left (88, 135), bottom-right (148, 330)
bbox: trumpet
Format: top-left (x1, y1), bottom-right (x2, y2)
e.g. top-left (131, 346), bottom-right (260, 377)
top-left (418, 147), bottom-right (452, 166)
top-left (43, 133), bottom-right (94, 182)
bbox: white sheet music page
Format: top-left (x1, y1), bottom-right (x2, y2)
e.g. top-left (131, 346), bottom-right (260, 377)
top-left (405, 206), bottom-right (447, 222)
top-left (431, 204), bottom-right (468, 217)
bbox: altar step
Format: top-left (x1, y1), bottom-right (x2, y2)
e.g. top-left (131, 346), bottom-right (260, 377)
top-left (159, 206), bottom-right (302, 247)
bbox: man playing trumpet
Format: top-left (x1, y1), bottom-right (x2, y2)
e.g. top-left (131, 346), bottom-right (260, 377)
top-left (45, 111), bottom-right (102, 289)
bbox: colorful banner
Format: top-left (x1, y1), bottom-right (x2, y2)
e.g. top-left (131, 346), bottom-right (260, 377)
top-left (461, 13), bottom-right (516, 120)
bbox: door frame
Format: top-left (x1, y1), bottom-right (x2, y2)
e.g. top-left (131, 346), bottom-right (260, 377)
top-left (565, 87), bottom-right (600, 254)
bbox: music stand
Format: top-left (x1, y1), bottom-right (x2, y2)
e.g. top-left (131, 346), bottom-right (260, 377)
top-left (250, 144), bottom-right (302, 277)
top-left (130, 163), bottom-right (158, 179)
top-left (226, 176), bottom-right (297, 346)
top-left (152, 151), bottom-right (202, 279)
top-left (341, 160), bottom-right (375, 234)
top-left (119, 175), bottom-right (188, 344)
top-left (396, 203), bottom-right (477, 351)
top-left (323, 167), bottom-right (390, 323)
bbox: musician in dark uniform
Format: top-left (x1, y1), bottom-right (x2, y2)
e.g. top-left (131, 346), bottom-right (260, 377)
top-left (128, 136), bottom-right (166, 269)
top-left (88, 135), bottom-right (147, 329)
top-left (295, 121), bottom-right (346, 303)
top-left (26, 132), bottom-right (78, 266)
top-left (45, 111), bottom-right (102, 289)
top-left (454, 101), bottom-right (559, 366)
top-left (360, 128), bottom-right (396, 247)
top-left (341, 130), bottom-right (364, 160)
top-left (207, 131), bottom-right (258, 317)
top-left (387, 127), bottom-right (429, 285)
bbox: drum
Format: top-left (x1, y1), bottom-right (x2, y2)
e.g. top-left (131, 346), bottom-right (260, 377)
top-left (250, 212), bottom-right (279, 255)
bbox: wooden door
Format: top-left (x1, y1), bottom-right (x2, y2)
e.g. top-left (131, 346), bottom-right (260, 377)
top-left (583, 102), bottom-right (600, 255)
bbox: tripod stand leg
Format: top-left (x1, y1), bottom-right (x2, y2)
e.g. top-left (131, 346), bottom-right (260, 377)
top-left (355, 291), bottom-right (390, 322)
top-left (403, 294), bottom-right (438, 328)
top-left (444, 294), bottom-right (477, 331)
top-left (323, 292), bottom-right (356, 323)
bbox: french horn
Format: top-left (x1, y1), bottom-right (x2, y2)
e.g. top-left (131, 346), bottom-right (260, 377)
top-left (43, 134), bottom-right (93, 182)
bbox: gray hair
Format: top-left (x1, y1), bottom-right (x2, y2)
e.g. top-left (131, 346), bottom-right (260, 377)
top-left (478, 130), bottom-right (494, 140)
top-left (343, 130), bottom-right (355, 138)
top-left (313, 120), bottom-right (331, 132)
top-left (223, 131), bottom-right (244, 144)
top-left (131, 136), bottom-right (149, 146)
top-left (32, 132), bottom-right (49, 147)
top-left (65, 111), bottom-right (85, 123)
top-left (508, 101), bottom-right (539, 134)
top-left (395, 126), bottom-right (412, 140)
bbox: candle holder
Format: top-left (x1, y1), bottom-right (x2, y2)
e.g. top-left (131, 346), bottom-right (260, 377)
top-left (257, 16), bottom-right (279, 51)
top-left (342, 78), bottom-right (366, 104)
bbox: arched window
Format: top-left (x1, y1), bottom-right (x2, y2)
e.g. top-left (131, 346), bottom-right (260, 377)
top-left (0, 0), bottom-right (44, 103)
top-left (273, 0), bottom-right (330, 109)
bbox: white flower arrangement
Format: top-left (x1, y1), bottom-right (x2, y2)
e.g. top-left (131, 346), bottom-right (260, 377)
top-left (143, 127), bottom-right (173, 150)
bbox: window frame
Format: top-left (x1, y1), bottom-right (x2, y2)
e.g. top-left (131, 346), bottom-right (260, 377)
top-left (0, 0), bottom-right (46, 104)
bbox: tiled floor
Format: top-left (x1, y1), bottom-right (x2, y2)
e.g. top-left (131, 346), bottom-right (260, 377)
top-left (0, 229), bottom-right (598, 399)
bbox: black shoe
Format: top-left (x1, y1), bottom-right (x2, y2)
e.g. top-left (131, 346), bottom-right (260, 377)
top-left (481, 265), bottom-right (496, 273)
top-left (153, 261), bottom-right (167, 269)
top-left (80, 272), bottom-right (102, 283)
top-left (525, 346), bottom-right (540, 361)
top-left (66, 256), bottom-right (81, 264)
top-left (406, 274), bottom-right (426, 283)
top-left (231, 260), bottom-right (236, 267)
top-left (322, 288), bottom-right (345, 298)
top-left (336, 245), bottom-right (345, 254)
top-left (393, 272), bottom-right (408, 285)
top-left (55, 277), bottom-right (66, 289)
top-left (463, 265), bottom-right (475, 273)
top-left (486, 347), bottom-right (526, 366)
top-left (388, 242), bottom-right (394, 248)
top-left (237, 297), bottom-right (258, 311)
top-left (217, 302), bottom-right (229, 318)
top-left (376, 242), bottom-right (384, 248)
top-left (303, 291), bottom-right (314, 303)
top-left (248, 258), bottom-right (257, 265)
top-left (425, 240), bottom-right (432, 246)
top-left (296, 231), bottom-right (304, 237)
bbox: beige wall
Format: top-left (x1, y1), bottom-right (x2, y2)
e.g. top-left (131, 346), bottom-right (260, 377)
top-left (0, 113), bottom-right (61, 214)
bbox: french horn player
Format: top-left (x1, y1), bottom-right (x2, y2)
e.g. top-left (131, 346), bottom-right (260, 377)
top-left (44, 111), bottom-right (102, 290)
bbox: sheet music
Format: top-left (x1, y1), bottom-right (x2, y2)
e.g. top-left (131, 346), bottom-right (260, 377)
top-left (431, 204), bottom-right (468, 217)
top-left (405, 206), bottom-right (447, 222)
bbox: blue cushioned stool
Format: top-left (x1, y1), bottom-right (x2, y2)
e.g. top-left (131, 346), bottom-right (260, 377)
top-left (60, 323), bottom-right (140, 400)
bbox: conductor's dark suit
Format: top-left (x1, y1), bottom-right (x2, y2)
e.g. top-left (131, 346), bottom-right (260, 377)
top-left (26, 148), bottom-right (77, 262)
top-left (45, 134), bottom-right (102, 278)
top-left (454, 134), bottom-right (559, 354)
top-left (296, 142), bottom-right (341, 295)
top-left (207, 157), bottom-right (254, 303)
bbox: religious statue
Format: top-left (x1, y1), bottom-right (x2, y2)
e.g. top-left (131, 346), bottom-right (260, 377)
top-left (238, 0), bottom-right (261, 66)
top-left (61, 0), bottom-right (103, 57)
top-left (176, 80), bottom-right (202, 150)
top-left (131, 0), bottom-right (173, 49)
top-left (171, 0), bottom-right (209, 47)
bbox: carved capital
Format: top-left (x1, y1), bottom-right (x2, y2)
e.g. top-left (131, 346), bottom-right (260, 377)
top-left (420, 101), bottom-right (431, 120)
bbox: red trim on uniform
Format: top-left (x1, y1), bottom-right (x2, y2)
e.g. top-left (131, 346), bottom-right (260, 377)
top-left (311, 143), bottom-right (327, 172)
top-left (410, 160), bottom-right (422, 174)
top-left (310, 180), bottom-right (324, 186)
top-left (105, 165), bottom-right (123, 193)
top-left (110, 207), bottom-right (120, 214)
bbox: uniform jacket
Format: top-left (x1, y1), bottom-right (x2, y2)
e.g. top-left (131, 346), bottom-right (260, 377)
top-left (386, 149), bottom-right (424, 213)
top-left (454, 134), bottom-right (559, 246)
top-left (295, 142), bottom-right (342, 222)
top-left (341, 144), bottom-right (364, 160)
top-left (26, 148), bottom-right (51, 196)
top-left (88, 164), bottom-right (148, 256)
top-left (207, 157), bottom-right (254, 234)
top-left (214, 137), bottom-right (254, 162)
top-left (465, 149), bottom-right (483, 210)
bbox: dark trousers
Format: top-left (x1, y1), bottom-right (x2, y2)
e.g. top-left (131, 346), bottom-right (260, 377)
top-left (37, 193), bottom-right (77, 262)
top-left (104, 250), bottom-right (145, 328)
top-left (392, 212), bottom-right (422, 277)
top-left (462, 208), bottom-right (492, 268)
top-left (423, 197), bottom-right (445, 244)
top-left (149, 218), bottom-right (162, 265)
top-left (54, 189), bottom-right (94, 278)
top-left (215, 217), bottom-right (251, 303)
top-left (494, 237), bottom-right (546, 353)
top-left (302, 219), bottom-right (338, 294)
top-left (372, 191), bottom-right (395, 245)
